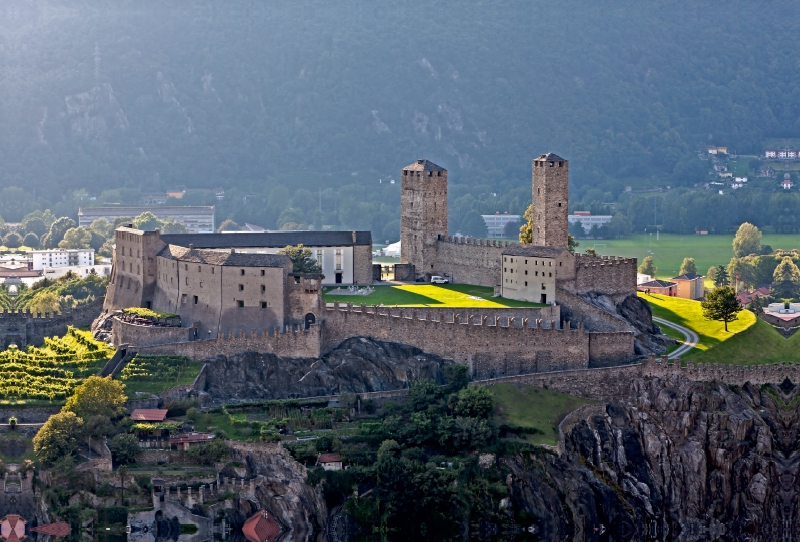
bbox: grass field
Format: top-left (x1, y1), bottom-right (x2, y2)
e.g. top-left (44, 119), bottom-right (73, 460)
top-left (322, 284), bottom-right (547, 308)
top-left (118, 355), bottom-right (204, 398)
top-left (488, 383), bottom-right (591, 446)
top-left (586, 233), bottom-right (800, 281)
top-left (642, 293), bottom-right (756, 353)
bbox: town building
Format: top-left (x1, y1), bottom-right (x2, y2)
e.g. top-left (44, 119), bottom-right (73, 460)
top-left (170, 432), bottom-right (215, 451)
top-left (30, 249), bottom-right (94, 270)
top-left (242, 510), bottom-right (281, 542)
top-left (637, 279), bottom-right (677, 296)
top-left (481, 212), bottom-right (520, 238)
top-left (707, 146), bottom-right (728, 155)
top-left (568, 211), bottom-right (613, 235)
top-left (316, 453), bottom-right (343, 471)
top-left (500, 245), bottom-right (570, 304)
top-left (782, 178), bottom-right (794, 190)
top-left (41, 264), bottom-right (111, 279)
top-left (670, 273), bottom-right (705, 300)
top-left (78, 206), bottom-right (216, 233)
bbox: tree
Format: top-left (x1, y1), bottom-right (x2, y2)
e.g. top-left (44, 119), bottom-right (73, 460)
top-left (3, 233), bottom-right (21, 249)
top-left (185, 439), bottom-right (229, 465)
top-left (568, 220), bottom-right (586, 239)
top-left (707, 266), bottom-right (718, 282)
top-left (46, 217), bottom-right (77, 248)
top-left (277, 244), bottom-right (322, 273)
top-left (111, 216), bottom-right (135, 230)
top-left (452, 387), bottom-right (494, 419)
top-left (714, 265), bottom-right (730, 287)
top-left (701, 286), bottom-right (742, 332)
top-left (503, 219), bottom-right (521, 238)
top-left (771, 256), bottom-right (800, 299)
top-left (519, 204), bottom-right (533, 244)
top-left (679, 257), bottom-right (697, 276)
top-left (161, 220), bottom-right (188, 234)
top-left (58, 227), bottom-right (92, 249)
top-left (22, 233), bottom-right (39, 248)
top-left (108, 434), bottom-right (141, 465)
top-left (728, 257), bottom-right (756, 290)
top-left (733, 222), bottom-right (762, 257)
top-left (133, 212), bottom-right (163, 231)
top-left (28, 292), bottom-right (60, 314)
top-left (217, 219), bottom-right (239, 232)
top-left (568, 234), bottom-right (579, 254)
top-left (638, 256), bottom-right (657, 276)
top-left (22, 217), bottom-right (48, 237)
top-left (88, 218), bottom-right (112, 238)
top-left (64, 376), bottom-right (127, 419)
top-left (33, 411), bottom-right (83, 464)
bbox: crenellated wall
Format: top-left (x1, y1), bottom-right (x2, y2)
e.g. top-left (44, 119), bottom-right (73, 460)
top-left (112, 317), bottom-right (192, 347)
top-left (560, 254), bottom-right (638, 299)
top-left (134, 324), bottom-right (321, 360)
top-left (0, 297), bottom-right (104, 349)
top-left (640, 355), bottom-right (800, 385)
top-left (321, 303), bottom-right (590, 379)
top-left (433, 236), bottom-right (509, 286)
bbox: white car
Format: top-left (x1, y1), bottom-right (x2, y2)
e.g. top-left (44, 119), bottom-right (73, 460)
top-left (431, 276), bottom-right (449, 284)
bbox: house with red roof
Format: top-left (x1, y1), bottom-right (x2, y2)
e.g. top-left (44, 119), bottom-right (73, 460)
top-left (316, 453), bottom-right (343, 471)
top-left (242, 510), bottom-right (281, 542)
top-left (30, 523), bottom-right (71, 538)
top-left (1, 515), bottom-right (26, 542)
top-left (170, 432), bottom-right (215, 451)
top-left (130, 409), bottom-right (169, 422)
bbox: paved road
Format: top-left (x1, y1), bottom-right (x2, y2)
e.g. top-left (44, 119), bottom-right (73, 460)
top-left (652, 316), bottom-right (699, 359)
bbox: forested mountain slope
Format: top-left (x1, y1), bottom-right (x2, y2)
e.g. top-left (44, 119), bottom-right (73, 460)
top-left (0, 0), bottom-right (797, 233)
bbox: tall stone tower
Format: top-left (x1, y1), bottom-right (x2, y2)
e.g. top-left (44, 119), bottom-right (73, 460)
top-left (401, 159), bottom-right (448, 276)
top-left (532, 153), bottom-right (569, 248)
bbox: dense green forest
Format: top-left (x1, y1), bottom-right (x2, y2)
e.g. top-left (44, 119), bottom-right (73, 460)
top-left (2, 0), bottom-right (800, 239)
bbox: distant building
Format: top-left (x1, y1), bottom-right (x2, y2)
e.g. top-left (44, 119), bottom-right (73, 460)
top-left (567, 211), bottom-right (613, 235)
top-left (42, 264), bottom-right (111, 279)
top-left (765, 150), bottom-right (777, 159)
top-left (782, 179), bottom-right (794, 190)
top-left (170, 432), bottom-right (214, 451)
top-left (734, 176), bottom-right (748, 183)
top-left (758, 166), bottom-right (775, 177)
top-left (671, 273), bottom-right (705, 300)
top-left (637, 279), bottom-right (677, 296)
top-left (30, 249), bottom-right (94, 270)
top-left (707, 146), bottom-right (728, 155)
top-left (242, 510), bottom-right (281, 542)
top-left (500, 245), bottom-right (568, 305)
top-left (166, 189), bottom-right (185, 199)
top-left (481, 212), bottom-right (521, 238)
top-left (317, 453), bottom-right (344, 471)
top-left (78, 206), bottom-right (216, 233)
top-left (140, 193), bottom-right (168, 205)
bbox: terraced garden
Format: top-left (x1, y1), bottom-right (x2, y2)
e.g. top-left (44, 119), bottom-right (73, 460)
top-left (0, 327), bottom-right (114, 403)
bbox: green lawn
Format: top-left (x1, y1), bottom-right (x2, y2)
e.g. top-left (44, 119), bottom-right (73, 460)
top-left (488, 383), bottom-right (591, 447)
top-left (642, 293), bottom-right (756, 353)
top-left (688, 318), bottom-right (800, 366)
top-left (121, 360), bottom-right (205, 398)
top-left (323, 284), bottom-right (547, 308)
top-left (586, 233), bottom-right (800, 281)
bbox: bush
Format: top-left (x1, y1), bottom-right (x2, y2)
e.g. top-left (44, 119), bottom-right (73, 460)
top-left (33, 411), bottom-right (83, 464)
top-left (108, 434), bottom-right (141, 465)
top-left (185, 439), bottom-right (229, 465)
top-left (22, 232), bottom-right (39, 248)
top-left (3, 233), bottom-right (21, 249)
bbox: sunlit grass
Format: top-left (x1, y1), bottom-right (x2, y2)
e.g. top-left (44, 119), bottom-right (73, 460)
top-left (323, 284), bottom-right (547, 308)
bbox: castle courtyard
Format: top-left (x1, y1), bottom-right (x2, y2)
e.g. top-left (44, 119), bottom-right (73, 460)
top-left (322, 283), bottom-right (549, 308)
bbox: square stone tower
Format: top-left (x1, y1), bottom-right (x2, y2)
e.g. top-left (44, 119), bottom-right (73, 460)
top-left (401, 159), bottom-right (448, 276)
top-left (532, 153), bottom-right (569, 248)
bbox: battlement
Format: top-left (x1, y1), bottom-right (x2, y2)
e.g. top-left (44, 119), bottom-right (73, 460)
top-left (641, 354), bottom-right (800, 385)
top-left (572, 254), bottom-right (637, 267)
top-left (437, 235), bottom-right (515, 248)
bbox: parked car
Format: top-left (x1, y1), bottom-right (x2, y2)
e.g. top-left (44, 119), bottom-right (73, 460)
top-left (431, 276), bottom-right (449, 284)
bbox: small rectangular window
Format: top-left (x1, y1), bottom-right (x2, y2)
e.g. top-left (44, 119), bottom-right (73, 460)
top-left (185, 277), bottom-right (188, 285)
top-left (239, 284), bottom-right (244, 291)
top-left (261, 285), bottom-right (265, 293)
top-left (237, 300), bottom-right (244, 308)
top-left (260, 301), bottom-right (267, 309)
top-left (212, 268), bottom-right (215, 274)
top-left (181, 294), bottom-right (187, 304)
top-left (525, 281), bottom-right (528, 286)
top-left (261, 270), bottom-right (265, 276)
top-left (185, 264), bottom-right (188, 270)
top-left (241, 269), bottom-right (245, 275)
top-left (198, 266), bottom-right (201, 272)
top-left (193, 295), bottom-right (198, 304)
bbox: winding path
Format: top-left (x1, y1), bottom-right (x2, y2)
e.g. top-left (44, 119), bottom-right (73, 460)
top-left (652, 316), bottom-right (699, 359)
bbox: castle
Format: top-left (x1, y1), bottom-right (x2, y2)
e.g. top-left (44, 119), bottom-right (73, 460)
top-left (99, 153), bottom-right (648, 379)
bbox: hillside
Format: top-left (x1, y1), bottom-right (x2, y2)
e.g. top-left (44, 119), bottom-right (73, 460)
top-left (2, 0), bottom-right (800, 236)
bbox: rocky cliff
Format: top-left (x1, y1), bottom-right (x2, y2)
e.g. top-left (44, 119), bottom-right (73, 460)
top-left (202, 337), bottom-right (450, 401)
top-left (508, 374), bottom-right (799, 541)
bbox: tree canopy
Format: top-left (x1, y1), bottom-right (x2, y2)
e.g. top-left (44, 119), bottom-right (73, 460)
top-left (33, 411), bottom-right (83, 464)
top-left (701, 286), bottom-right (742, 332)
top-left (278, 244), bottom-right (323, 274)
top-left (63, 376), bottom-right (127, 420)
top-left (679, 257), bottom-right (697, 276)
top-left (733, 223), bottom-right (762, 258)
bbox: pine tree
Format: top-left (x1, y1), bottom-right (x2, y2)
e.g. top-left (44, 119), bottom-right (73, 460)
top-left (714, 265), bottom-right (730, 287)
top-left (701, 286), bottom-right (742, 332)
top-left (771, 256), bottom-right (800, 299)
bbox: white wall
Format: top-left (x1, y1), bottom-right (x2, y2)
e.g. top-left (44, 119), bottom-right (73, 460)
top-left (31, 249), bottom-right (95, 270)
top-left (226, 246), bottom-right (355, 285)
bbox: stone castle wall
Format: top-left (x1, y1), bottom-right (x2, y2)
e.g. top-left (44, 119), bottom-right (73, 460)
top-left (588, 332), bottom-right (636, 364)
top-left (321, 303), bottom-right (590, 379)
top-left (0, 297), bottom-right (104, 349)
top-left (560, 254), bottom-right (638, 298)
top-left (433, 236), bottom-right (509, 287)
top-left (555, 287), bottom-right (630, 333)
top-left (112, 318), bottom-right (193, 347)
top-left (133, 324), bottom-right (321, 360)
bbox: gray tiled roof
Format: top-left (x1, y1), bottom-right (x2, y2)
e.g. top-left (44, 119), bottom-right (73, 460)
top-left (671, 273), bottom-right (703, 281)
top-left (640, 279), bottom-right (676, 288)
top-left (535, 153), bottom-right (567, 162)
top-left (403, 159), bottom-right (446, 172)
top-left (158, 245), bottom-right (289, 267)
top-left (160, 230), bottom-right (372, 248)
top-left (501, 244), bottom-right (567, 258)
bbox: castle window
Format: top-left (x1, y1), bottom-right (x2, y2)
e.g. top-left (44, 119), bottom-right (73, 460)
top-left (241, 269), bottom-right (245, 275)
top-left (198, 266), bottom-right (201, 272)
top-left (437, 171), bottom-right (441, 176)
top-left (261, 302), bottom-right (267, 309)
top-left (185, 264), bottom-right (188, 270)
top-left (193, 295), bottom-right (198, 304)
top-left (558, 203), bottom-right (562, 207)
top-left (261, 285), bottom-right (265, 293)
top-left (525, 260), bottom-right (527, 264)
top-left (559, 262), bottom-right (562, 266)
top-left (181, 294), bottom-right (187, 304)
top-left (549, 272), bottom-right (552, 277)
top-left (504, 257), bottom-right (507, 262)
top-left (542, 283), bottom-right (546, 290)
top-left (239, 284), bottom-right (244, 291)
top-left (185, 277), bottom-right (189, 285)
top-left (428, 171), bottom-right (432, 176)
top-left (212, 268), bottom-right (215, 274)
top-left (261, 269), bottom-right (266, 276)
top-left (525, 281), bottom-right (528, 286)
top-left (525, 270), bottom-right (528, 275)
top-left (535, 271), bottom-right (538, 276)
top-left (237, 300), bottom-right (244, 308)
top-left (504, 268), bottom-right (507, 272)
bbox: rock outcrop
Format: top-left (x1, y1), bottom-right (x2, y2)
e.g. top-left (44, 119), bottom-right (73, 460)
top-left (508, 375), bottom-right (800, 541)
top-left (202, 337), bottom-right (450, 401)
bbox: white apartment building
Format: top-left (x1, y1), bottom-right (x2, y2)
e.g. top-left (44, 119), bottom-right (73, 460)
top-left (43, 264), bottom-right (112, 279)
top-left (481, 213), bottom-right (521, 238)
top-left (78, 206), bottom-right (215, 233)
top-left (30, 249), bottom-right (94, 270)
top-left (568, 211), bottom-right (613, 235)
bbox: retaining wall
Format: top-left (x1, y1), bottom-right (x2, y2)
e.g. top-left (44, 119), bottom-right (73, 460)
top-left (561, 255), bottom-right (638, 298)
top-left (112, 318), bottom-right (191, 347)
top-left (322, 303), bottom-right (589, 379)
top-left (434, 237), bottom-right (507, 286)
top-left (135, 324), bottom-right (321, 361)
top-left (0, 297), bottom-right (104, 349)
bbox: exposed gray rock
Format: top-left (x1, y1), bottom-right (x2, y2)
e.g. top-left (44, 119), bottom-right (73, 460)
top-left (201, 337), bottom-right (450, 401)
top-left (615, 293), bottom-right (678, 356)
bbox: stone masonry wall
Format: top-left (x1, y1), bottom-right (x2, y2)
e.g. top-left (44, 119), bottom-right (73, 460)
top-left (353, 244), bottom-right (374, 285)
top-left (134, 324), bottom-right (321, 360)
top-left (555, 287), bottom-right (630, 333)
top-left (112, 318), bottom-right (192, 347)
top-left (433, 236), bottom-right (508, 287)
top-left (560, 254), bottom-right (638, 298)
top-left (588, 332), bottom-right (636, 364)
top-left (322, 303), bottom-right (589, 379)
top-left (0, 297), bottom-right (104, 349)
